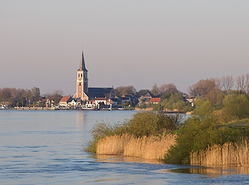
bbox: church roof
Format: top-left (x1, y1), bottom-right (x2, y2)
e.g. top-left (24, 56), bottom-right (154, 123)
top-left (86, 87), bottom-right (114, 98)
top-left (79, 51), bottom-right (88, 72)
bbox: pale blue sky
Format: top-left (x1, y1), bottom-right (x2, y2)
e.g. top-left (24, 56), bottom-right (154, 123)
top-left (1, 0), bottom-right (249, 95)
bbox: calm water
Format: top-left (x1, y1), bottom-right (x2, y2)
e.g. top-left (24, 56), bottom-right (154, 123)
top-left (1, 110), bottom-right (249, 184)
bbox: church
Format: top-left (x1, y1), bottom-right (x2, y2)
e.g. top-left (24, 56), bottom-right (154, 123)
top-left (73, 52), bottom-right (116, 102)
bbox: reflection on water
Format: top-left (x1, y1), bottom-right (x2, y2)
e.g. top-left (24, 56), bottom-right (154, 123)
top-left (159, 165), bottom-right (249, 179)
top-left (94, 154), bottom-right (164, 164)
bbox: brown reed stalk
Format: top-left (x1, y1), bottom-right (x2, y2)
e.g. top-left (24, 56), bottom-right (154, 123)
top-left (96, 133), bottom-right (176, 160)
top-left (190, 140), bottom-right (249, 166)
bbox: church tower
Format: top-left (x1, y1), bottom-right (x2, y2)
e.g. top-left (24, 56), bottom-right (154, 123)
top-left (76, 52), bottom-right (88, 100)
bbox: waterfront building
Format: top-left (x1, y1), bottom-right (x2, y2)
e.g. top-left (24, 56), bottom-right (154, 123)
top-left (74, 52), bottom-right (115, 102)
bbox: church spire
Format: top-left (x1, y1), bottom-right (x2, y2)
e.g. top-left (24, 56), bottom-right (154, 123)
top-left (79, 51), bottom-right (88, 71)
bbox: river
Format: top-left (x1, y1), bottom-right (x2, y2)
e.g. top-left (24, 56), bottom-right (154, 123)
top-left (0, 110), bottom-right (249, 184)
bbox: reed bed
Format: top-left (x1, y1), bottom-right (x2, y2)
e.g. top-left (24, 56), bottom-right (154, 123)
top-left (190, 140), bottom-right (249, 166)
top-left (96, 133), bottom-right (176, 160)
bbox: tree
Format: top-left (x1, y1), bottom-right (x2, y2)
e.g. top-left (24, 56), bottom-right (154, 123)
top-left (0, 88), bottom-right (11, 104)
top-left (47, 90), bottom-right (63, 105)
top-left (193, 98), bottom-right (213, 116)
top-left (17, 95), bottom-right (25, 107)
top-left (222, 94), bottom-right (249, 121)
top-left (115, 86), bottom-right (136, 96)
top-left (151, 83), bottom-right (159, 95)
top-left (8, 97), bottom-right (16, 108)
top-left (221, 75), bottom-right (234, 92)
top-left (31, 87), bottom-right (40, 100)
top-left (236, 74), bottom-right (246, 94)
top-left (188, 79), bottom-right (216, 97)
top-left (123, 86), bottom-right (136, 95)
top-left (158, 83), bottom-right (179, 95)
top-left (161, 93), bottom-right (186, 111)
top-left (137, 89), bottom-right (150, 96)
top-left (245, 73), bottom-right (249, 94)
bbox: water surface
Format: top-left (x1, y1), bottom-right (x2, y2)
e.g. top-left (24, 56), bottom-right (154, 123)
top-left (0, 110), bottom-right (249, 184)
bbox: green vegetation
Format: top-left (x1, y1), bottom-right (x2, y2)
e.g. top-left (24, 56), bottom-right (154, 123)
top-left (151, 92), bottom-right (192, 112)
top-left (84, 112), bottom-right (183, 153)
top-left (160, 93), bottom-right (187, 111)
top-left (164, 115), bottom-right (249, 164)
top-left (163, 95), bottom-right (249, 165)
top-left (222, 119), bottom-right (249, 126)
top-left (222, 94), bottom-right (249, 121)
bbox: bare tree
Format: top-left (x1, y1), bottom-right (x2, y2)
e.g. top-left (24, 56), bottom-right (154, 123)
top-left (236, 74), bottom-right (246, 94)
top-left (212, 78), bottom-right (222, 90)
top-left (188, 79), bottom-right (215, 97)
top-left (221, 75), bottom-right (234, 92)
top-left (246, 73), bottom-right (249, 94)
top-left (115, 86), bottom-right (137, 96)
top-left (158, 83), bottom-right (178, 95)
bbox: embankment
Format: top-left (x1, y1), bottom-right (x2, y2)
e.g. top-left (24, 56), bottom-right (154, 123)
top-left (96, 133), bottom-right (176, 160)
top-left (16, 107), bottom-right (50, 110)
top-left (190, 140), bottom-right (249, 166)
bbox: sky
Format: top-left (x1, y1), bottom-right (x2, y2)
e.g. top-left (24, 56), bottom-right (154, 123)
top-left (1, 0), bottom-right (249, 95)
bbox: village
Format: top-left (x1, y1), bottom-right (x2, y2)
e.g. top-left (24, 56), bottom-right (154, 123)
top-left (1, 52), bottom-right (195, 111)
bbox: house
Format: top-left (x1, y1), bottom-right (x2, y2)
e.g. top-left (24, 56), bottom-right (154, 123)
top-left (59, 96), bottom-right (72, 107)
top-left (138, 91), bottom-right (157, 106)
top-left (117, 96), bottom-right (130, 104)
top-left (84, 100), bottom-right (96, 108)
top-left (150, 97), bottom-right (161, 104)
top-left (106, 98), bottom-right (119, 106)
top-left (94, 97), bottom-right (107, 105)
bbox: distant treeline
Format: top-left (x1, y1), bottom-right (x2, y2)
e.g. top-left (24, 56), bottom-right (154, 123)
top-left (0, 87), bottom-right (62, 107)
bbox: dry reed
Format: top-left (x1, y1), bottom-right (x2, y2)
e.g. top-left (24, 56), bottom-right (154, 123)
top-left (190, 140), bottom-right (249, 166)
top-left (96, 133), bottom-right (176, 160)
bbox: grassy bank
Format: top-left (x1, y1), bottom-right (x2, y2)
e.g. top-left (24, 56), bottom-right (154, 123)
top-left (84, 112), bottom-right (183, 155)
top-left (164, 115), bottom-right (249, 165)
top-left (85, 111), bottom-right (249, 165)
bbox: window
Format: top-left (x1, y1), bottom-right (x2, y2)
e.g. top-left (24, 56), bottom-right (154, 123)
top-left (81, 73), bottom-right (82, 77)
top-left (79, 83), bottom-right (81, 86)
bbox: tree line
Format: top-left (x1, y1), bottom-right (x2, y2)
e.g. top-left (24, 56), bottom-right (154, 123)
top-left (0, 87), bottom-right (63, 107)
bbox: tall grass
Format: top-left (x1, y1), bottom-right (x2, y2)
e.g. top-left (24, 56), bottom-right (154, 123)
top-left (97, 133), bottom-right (176, 160)
top-left (191, 140), bottom-right (249, 166)
top-left (84, 112), bottom-right (183, 153)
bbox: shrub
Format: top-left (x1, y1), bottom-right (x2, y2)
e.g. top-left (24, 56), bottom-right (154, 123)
top-left (161, 93), bottom-right (187, 111)
top-left (222, 94), bottom-right (249, 121)
top-left (164, 115), bottom-right (221, 164)
top-left (192, 99), bottom-right (213, 116)
top-left (84, 112), bottom-right (183, 152)
top-left (164, 114), bottom-right (249, 165)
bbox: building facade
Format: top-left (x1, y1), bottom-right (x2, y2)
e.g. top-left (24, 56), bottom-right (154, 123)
top-left (76, 52), bottom-right (88, 100)
top-left (74, 52), bottom-right (115, 101)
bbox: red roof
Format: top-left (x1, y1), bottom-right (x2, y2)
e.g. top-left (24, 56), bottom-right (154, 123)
top-left (59, 96), bottom-right (71, 102)
top-left (150, 98), bottom-right (161, 103)
top-left (95, 97), bottom-right (106, 100)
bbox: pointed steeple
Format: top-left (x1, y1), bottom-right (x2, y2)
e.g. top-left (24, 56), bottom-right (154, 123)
top-left (79, 51), bottom-right (88, 71)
